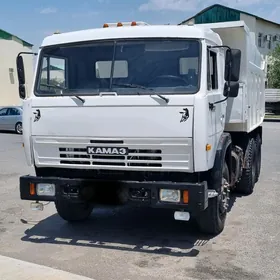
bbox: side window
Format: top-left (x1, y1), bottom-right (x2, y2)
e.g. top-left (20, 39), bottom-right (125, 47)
top-left (207, 50), bottom-right (218, 90)
top-left (40, 56), bottom-right (66, 91)
top-left (267, 36), bottom-right (272, 49)
top-left (258, 33), bottom-right (262, 48)
top-left (8, 108), bottom-right (20, 116)
top-left (0, 108), bottom-right (8, 116)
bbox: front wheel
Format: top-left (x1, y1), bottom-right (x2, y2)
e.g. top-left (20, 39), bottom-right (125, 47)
top-left (55, 199), bottom-right (94, 222)
top-left (196, 162), bottom-right (230, 235)
top-left (15, 122), bottom-right (22, 134)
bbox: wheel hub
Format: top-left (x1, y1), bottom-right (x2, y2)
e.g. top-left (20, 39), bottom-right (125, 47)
top-left (220, 178), bottom-right (230, 213)
top-left (17, 124), bottom-right (22, 133)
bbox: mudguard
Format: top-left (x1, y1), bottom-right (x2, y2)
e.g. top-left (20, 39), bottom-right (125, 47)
top-left (209, 133), bottom-right (232, 190)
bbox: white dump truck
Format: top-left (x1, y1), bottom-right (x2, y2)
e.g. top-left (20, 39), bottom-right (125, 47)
top-left (17, 20), bottom-right (265, 234)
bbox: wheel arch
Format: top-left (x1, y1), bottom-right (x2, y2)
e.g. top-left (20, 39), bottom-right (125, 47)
top-left (210, 133), bottom-right (233, 188)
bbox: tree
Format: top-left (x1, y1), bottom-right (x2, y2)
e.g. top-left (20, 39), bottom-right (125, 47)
top-left (267, 44), bottom-right (280, 89)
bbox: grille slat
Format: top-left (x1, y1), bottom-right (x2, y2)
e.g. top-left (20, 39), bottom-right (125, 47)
top-left (128, 163), bottom-right (162, 167)
top-left (92, 162), bottom-right (125, 166)
top-left (128, 149), bottom-right (162, 154)
top-left (90, 140), bottom-right (124, 144)
top-left (60, 160), bottom-right (91, 165)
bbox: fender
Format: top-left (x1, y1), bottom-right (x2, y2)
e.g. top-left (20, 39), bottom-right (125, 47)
top-left (209, 133), bottom-right (232, 190)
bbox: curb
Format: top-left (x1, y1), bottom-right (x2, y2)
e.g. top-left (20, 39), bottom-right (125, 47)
top-left (0, 255), bottom-right (94, 280)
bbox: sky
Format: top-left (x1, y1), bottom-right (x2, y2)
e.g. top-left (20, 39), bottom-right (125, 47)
top-left (1, 0), bottom-right (280, 51)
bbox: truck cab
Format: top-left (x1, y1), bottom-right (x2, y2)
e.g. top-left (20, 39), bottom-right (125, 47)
top-left (17, 21), bottom-right (264, 235)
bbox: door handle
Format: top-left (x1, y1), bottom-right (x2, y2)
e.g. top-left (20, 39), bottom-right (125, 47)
top-left (99, 92), bottom-right (117, 97)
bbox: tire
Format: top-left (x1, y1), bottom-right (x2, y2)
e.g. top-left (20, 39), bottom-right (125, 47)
top-left (255, 134), bottom-right (261, 183)
top-left (196, 162), bottom-right (230, 235)
top-left (55, 199), bottom-right (94, 222)
top-left (15, 122), bottom-right (22, 134)
top-left (235, 138), bottom-right (257, 195)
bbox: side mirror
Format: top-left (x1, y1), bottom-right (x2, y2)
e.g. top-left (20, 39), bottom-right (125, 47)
top-left (225, 49), bottom-right (241, 82)
top-left (19, 84), bottom-right (26, 99)
top-left (16, 55), bottom-right (26, 85)
top-left (223, 81), bottom-right (239, 98)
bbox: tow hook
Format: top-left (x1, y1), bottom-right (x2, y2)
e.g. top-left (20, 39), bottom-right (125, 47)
top-left (30, 201), bottom-right (44, 211)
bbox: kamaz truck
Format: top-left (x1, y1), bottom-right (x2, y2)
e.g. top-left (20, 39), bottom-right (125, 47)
top-left (16, 21), bottom-right (265, 234)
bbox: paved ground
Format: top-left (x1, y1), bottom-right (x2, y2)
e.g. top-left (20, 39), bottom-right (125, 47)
top-left (0, 255), bottom-right (93, 280)
top-left (0, 124), bottom-right (279, 280)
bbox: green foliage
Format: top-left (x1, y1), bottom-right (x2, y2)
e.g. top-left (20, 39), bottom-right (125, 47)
top-left (267, 45), bottom-right (280, 89)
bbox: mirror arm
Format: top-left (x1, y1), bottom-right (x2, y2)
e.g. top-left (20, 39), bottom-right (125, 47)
top-left (17, 52), bottom-right (38, 59)
top-left (209, 96), bottom-right (229, 111)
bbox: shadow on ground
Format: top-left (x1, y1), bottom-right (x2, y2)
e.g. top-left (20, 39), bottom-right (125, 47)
top-left (0, 130), bottom-right (18, 135)
top-left (227, 192), bottom-right (244, 213)
top-left (20, 191), bottom-right (242, 258)
top-left (21, 206), bottom-right (217, 257)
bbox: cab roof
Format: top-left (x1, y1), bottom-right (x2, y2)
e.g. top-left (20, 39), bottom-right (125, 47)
top-left (41, 25), bottom-right (222, 47)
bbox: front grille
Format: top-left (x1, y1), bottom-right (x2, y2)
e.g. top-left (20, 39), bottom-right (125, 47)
top-left (33, 136), bottom-right (193, 172)
top-left (59, 144), bottom-right (162, 167)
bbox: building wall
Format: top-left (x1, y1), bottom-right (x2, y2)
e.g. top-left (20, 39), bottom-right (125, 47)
top-left (0, 39), bottom-right (33, 106)
top-left (240, 13), bottom-right (256, 34)
top-left (254, 19), bottom-right (280, 57)
top-left (239, 14), bottom-right (280, 82)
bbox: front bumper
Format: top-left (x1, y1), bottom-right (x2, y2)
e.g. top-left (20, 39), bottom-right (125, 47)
top-left (20, 175), bottom-right (208, 214)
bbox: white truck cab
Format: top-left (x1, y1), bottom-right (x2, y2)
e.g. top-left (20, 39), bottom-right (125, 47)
top-left (17, 21), bottom-right (265, 234)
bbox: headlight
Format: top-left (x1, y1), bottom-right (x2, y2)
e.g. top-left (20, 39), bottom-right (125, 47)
top-left (36, 183), bottom-right (56, 196)
top-left (159, 189), bottom-right (180, 203)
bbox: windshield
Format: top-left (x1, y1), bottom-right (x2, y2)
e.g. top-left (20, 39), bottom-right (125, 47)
top-left (35, 39), bottom-right (201, 96)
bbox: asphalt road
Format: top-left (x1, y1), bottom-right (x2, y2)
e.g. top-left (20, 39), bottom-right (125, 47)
top-left (0, 124), bottom-right (279, 280)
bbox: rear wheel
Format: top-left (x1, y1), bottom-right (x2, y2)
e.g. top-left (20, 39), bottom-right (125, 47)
top-left (55, 199), bottom-right (94, 222)
top-left (235, 138), bottom-right (257, 195)
top-left (196, 162), bottom-right (230, 235)
top-left (15, 122), bottom-right (22, 134)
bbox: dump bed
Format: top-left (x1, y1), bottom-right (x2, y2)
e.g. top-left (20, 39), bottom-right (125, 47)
top-left (197, 21), bottom-right (266, 133)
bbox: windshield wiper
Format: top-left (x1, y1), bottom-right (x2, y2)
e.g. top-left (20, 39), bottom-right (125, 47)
top-left (39, 83), bottom-right (85, 103)
top-left (40, 83), bottom-right (66, 90)
top-left (112, 83), bottom-right (169, 103)
top-left (151, 94), bottom-right (169, 103)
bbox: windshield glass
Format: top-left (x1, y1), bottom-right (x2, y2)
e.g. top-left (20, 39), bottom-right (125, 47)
top-left (36, 39), bottom-right (201, 96)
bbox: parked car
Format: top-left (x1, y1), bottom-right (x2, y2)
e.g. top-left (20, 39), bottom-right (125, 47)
top-left (0, 106), bottom-right (23, 134)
